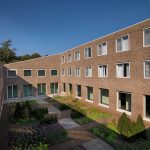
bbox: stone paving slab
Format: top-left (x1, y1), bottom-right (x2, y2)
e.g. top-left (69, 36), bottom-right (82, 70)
top-left (82, 138), bottom-right (114, 150)
top-left (58, 118), bottom-right (80, 129)
top-left (48, 106), bottom-right (61, 115)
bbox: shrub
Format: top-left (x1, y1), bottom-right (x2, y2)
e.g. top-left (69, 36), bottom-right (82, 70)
top-left (59, 104), bottom-right (70, 111)
top-left (107, 120), bottom-right (119, 133)
top-left (40, 115), bottom-right (58, 125)
top-left (71, 109), bottom-right (85, 119)
top-left (74, 117), bottom-right (92, 125)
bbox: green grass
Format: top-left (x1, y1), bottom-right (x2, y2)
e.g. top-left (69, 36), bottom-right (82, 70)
top-left (74, 117), bottom-right (93, 125)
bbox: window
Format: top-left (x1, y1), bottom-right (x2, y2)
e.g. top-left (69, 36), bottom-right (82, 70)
top-left (68, 83), bottom-right (72, 93)
top-left (61, 56), bottom-right (65, 63)
top-left (100, 89), bottom-right (109, 106)
top-left (50, 82), bottom-right (58, 94)
top-left (24, 70), bottom-right (32, 76)
top-left (116, 35), bottom-right (129, 52)
top-left (51, 69), bottom-right (58, 76)
top-left (85, 66), bottom-right (92, 77)
top-left (37, 83), bottom-right (46, 95)
top-left (7, 85), bottom-right (18, 99)
top-left (75, 67), bottom-right (81, 77)
top-left (67, 68), bottom-right (72, 76)
top-left (38, 69), bottom-right (45, 77)
top-left (118, 92), bottom-right (131, 112)
top-left (67, 54), bottom-right (72, 62)
top-left (23, 84), bottom-right (33, 97)
top-left (84, 47), bottom-right (92, 58)
top-left (97, 42), bottom-right (107, 56)
top-left (62, 83), bottom-right (66, 92)
top-left (143, 28), bottom-right (150, 47)
top-left (98, 65), bottom-right (107, 77)
top-left (144, 61), bottom-right (150, 78)
top-left (116, 63), bottom-right (130, 78)
top-left (76, 85), bottom-right (81, 97)
top-left (145, 95), bottom-right (150, 118)
top-left (7, 69), bottom-right (17, 78)
top-left (87, 87), bottom-right (93, 101)
top-left (61, 69), bottom-right (65, 76)
top-left (74, 51), bottom-right (80, 61)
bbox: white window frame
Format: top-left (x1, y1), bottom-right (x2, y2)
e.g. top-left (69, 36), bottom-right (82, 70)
top-left (116, 34), bottom-right (130, 52)
top-left (67, 54), bottom-right (72, 62)
top-left (37, 69), bottom-right (46, 77)
top-left (24, 69), bottom-right (32, 77)
top-left (50, 82), bottom-right (59, 95)
top-left (74, 50), bottom-right (80, 61)
top-left (143, 95), bottom-right (150, 121)
top-left (50, 69), bottom-right (58, 76)
top-left (85, 66), bottom-right (92, 77)
top-left (86, 86), bottom-right (94, 103)
top-left (61, 69), bottom-right (65, 76)
top-left (76, 84), bottom-right (81, 99)
top-left (61, 56), bottom-right (65, 64)
top-left (98, 65), bottom-right (108, 77)
top-left (7, 69), bottom-right (17, 78)
top-left (7, 84), bottom-right (18, 99)
top-left (116, 62), bottom-right (130, 78)
top-left (99, 88), bottom-right (109, 108)
top-left (84, 47), bottom-right (92, 59)
top-left (143, 27), bottom-right (150, 47)
top-left (144, 60), bottom-right (150, 79)
top-left (116, 91), bottom-right (132, 115)
top-left (67, 68), bottom-right (72, 76)
top-left (75, 67), bottom-right (81, 77)
top-left (97, 42), bottom-right (107, 56)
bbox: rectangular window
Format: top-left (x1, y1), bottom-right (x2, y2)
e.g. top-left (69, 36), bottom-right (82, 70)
top-left (75, 67), bottom-right (81, 77)
top-left (7, 69), bottom-right (17, 78)
top-left (116, 63), bottom-right (130, 78)
top-left (74, 51), bottom-right (80, 61)
top-left (118, 92), bottom-right (131, 112)
top-left (100, 89), bottom-right (109, 106)
top-left (116, 35), bottom-right (129, 52)
top-left (7, 85), bottom-right (18, 99)
top-left (61, 69), bottom-right (65, 76)
top-left (50, 82), bottom-right (58, 94)
top-left (37, 83), bottom-right (46, 95)
top-left (23, 84), bottom-right (33, 97)
top-left (62, 83), bottom-right (66, 92)
top-left (84, 47), bottom-right (92, 58)
top-left (85, 66), bottom-right (92, 77)
top-left (38, 69), bottom-right (45, 77)
top-left (51, 69), bottom-right (58, 76)
top-left (61, 56), bottom-right (65, 63)
top-left (67, 68), bottom-right (72, 76)
top-left (143, 28), bottom-right (150, 47)
top-left (97, 42), bottom-right (107, 56)
top-left (87, 87), bottom-right (93, 101)
top-left (67, 54), bottom-right (72, 62)
top-left (144, 61), bottom-right (150, 78)
top-left (68, 83), bottom-right (72, 93)
top-left (24, 70), bottom-right (32, 76)
top-left (145, 95), bottom-right (150, 118)
top-left (76, 85), bottom-right (81, 97)
top-left (98, 65), bottom-right (107, 77)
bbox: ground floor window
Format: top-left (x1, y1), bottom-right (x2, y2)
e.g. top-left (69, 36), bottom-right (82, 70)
top-left (76, 85), bottom-right (81, 97)
top-left (62, 83), bottom-right (66, 92)
top-left (68, 83), bottom-right (72, 94)
top-left (87, 87), bottom-right (93, 101)
top-left (7, 85), bottom-right (18, 99)
top-left (37, 83), bottom-right (46, 95)
top-left (23, 84), bottom-right (33, 97)
top-left (118, 91), bottom-right (131, 112)
top-left (50, 82), bottom-right (58, 94)
top-left (145, 95), bottom-right (150, 118)
top-left (100, 88), bottom-right (109, 106)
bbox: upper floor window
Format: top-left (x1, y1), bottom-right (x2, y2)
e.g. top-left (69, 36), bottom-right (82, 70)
top-left (84, 47), bottom-right (92, 58)
top-left (116, 63), bottom-right (130, 78)
top-left (74, 51), bottom-right (80, 61)
top-left (143, 28), bottom-right (150, 47)
top-left (98, 65), bottom-right (108, 77)
top-left (67, 68), bottom-right (72, 76)
top-left (116, 35), bottom-right (129, 52)
top-left (38, 69), bottom-right (46, 77)
top-left (97, 42), bottom-right (107, 56)
top-left (144, 61), bottom-right (150, 79)
top-left (61, 69), bottom-right (65, 76)
top-left (7, 69), bottom-right (17, 78)
top-left (67, 54), bottom-right (72, 62)
top-left (85, 66), bottom-right (92, 77)
top-left (75, 67), bottom-right (81, 77)
top-left (51, 69), bottom-right (58, 76)
top-left (61, 56), bottom-right (65, 63)
top-left (24, 69), bottom-right (32, 77)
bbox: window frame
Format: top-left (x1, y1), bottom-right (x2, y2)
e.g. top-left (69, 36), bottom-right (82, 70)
top-left (97, 42), bottom-right (107, 56)
top-left (7, 69), bottom-right (17, 78)
top-left (37, 69), bottom-right (46, 77)
top-left (99, 88), bottom-right (109, 108)
top-left (67, 68), bottom-right (72, 76)
top-left (7, 84), bottom-right (18, 99)
top-left (85, 66), bottom-right (92, 77)
top-left (67, 54), bottom-right (72, 62)
top-left (143, 27), bottom-right (150, 47)
top-left (24, 69), bottom-right (32, 77)
top-left (143, 95), bottom-right (150, 121)
top-left (50, 69), bottom-right (58, 76)
top-left (74, 50), bottom-right (80, 61)
top-left (61, 56), bottom-right (65, 64)
top-left (98, 64), bottom-right (108, 78)
top-left (144, 60), bottom-right (150, 79)
top-left (86, 86), bottom-right (93, 103)
top-left (84, 47), bottom-right (92, 59)
top-left (75, 67), bottom-right (81, 77)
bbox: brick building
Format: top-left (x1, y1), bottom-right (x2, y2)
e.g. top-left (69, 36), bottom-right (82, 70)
top-left (0, 19), bottom-right (150, 124)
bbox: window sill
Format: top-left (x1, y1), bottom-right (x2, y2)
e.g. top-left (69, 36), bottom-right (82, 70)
top-left (75, 96), bottom-right (81, 99)
top-left (143, 44), bottom-right (150, 47)
top-left (116, 77), bottom-right (130, 79)
top-left (97, 54), bottom-right (107, 56)
top-left (86, 99), bottom-right (93, 103)
top-left (98, 103), bottom-right (109, 108)
top-left (117, 109), bottom-right (131, 116)
top-left (116, 49), bottom-right (130, 53)
top-left (143, 117), bottom-right (150, 122)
